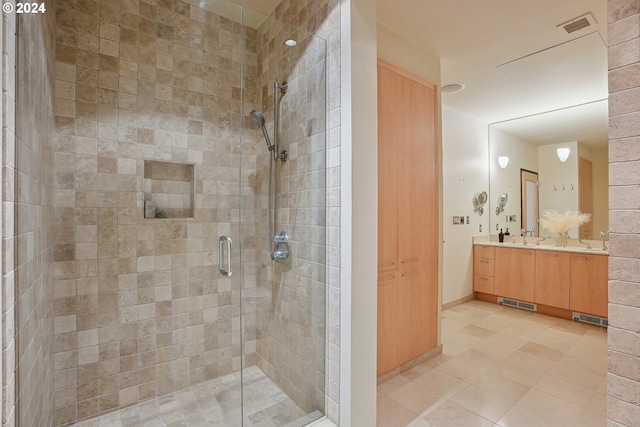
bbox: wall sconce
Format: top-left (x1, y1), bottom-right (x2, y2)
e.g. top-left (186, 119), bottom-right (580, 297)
top-left (557, 148), bottom-right (570, 162)
top-left (498, 156), bottom-right (509, 168)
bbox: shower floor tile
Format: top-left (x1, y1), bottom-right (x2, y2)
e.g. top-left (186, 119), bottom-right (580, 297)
top-left (70, 366), bottom-right (319, 427)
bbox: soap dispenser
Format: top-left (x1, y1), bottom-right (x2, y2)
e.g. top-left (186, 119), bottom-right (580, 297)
top-left (499, 228), bottom-right (504, 243)
top-left (504, 228), bottom-right (510, 236)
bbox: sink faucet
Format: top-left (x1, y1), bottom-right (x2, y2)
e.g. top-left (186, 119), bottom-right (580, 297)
top-left (521, 228), bottom-right (528, 245)
top-left (536, 236), bottom-right (547, 245)
top-left (601, 230), bottom-right (609, 250)
top-left (578, 238), bottom-right (592, 249)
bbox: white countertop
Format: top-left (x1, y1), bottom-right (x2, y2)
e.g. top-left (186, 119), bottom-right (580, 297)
top-left (473, 236), bottom-right (609, 256)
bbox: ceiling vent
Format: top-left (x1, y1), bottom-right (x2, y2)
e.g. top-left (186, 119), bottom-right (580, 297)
top-left (558, 13), bottom-right (597, 34)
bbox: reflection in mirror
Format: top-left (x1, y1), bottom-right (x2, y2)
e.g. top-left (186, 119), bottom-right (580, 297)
top-left (489, 100), bottom-right (609, 239)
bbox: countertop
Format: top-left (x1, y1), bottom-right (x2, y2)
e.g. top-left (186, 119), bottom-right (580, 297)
top-left (473, 236), bottom-right (609, 256)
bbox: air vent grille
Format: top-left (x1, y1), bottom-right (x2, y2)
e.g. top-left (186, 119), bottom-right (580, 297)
top-left (563, 17), bottom-right (591, 33)
top-left (573, 312), bottom-right (608, 327)
top-left (498, 297), bottom-right (537, 312)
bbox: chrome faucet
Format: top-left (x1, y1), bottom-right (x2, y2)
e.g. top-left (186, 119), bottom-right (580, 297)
top-left (536, 236), bottom-right (547, 245)
top-left (601, 230), bottom-right (609, 250)
top-left (521, 228), bottom-right (528, 245)
top-left (578, 238), bottom-right (592, 249)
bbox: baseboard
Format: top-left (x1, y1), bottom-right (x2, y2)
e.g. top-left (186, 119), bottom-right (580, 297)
top-left (376, 344), bottom-right (443, 385)
top-left (442, 294), bottom-right (475, 311)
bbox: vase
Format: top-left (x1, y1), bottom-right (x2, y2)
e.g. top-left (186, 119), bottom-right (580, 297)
top-left (555, 232), bottom-right (570, 247)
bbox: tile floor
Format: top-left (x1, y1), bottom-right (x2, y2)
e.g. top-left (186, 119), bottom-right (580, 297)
top-left (378, 300), bottom-right (608, 427)
top-left (70, 365), bottom-right (322, 427)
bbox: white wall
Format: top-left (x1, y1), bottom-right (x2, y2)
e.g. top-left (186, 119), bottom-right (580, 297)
top-left (340, 0), bottom-right (378, 425)
top-left (442, 106), bottom-right (489, 305)
top-left (538, 142), bottom-right (580, 236)
top-left (489, 128), bottom-right (538, 235)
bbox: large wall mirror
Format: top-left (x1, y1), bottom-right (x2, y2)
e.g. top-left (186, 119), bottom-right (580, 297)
top-left (489, 99), bottom-right (609, 239)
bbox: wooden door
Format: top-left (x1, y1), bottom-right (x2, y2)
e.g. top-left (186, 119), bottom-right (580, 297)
top-left (377, 59), bottom-right (438, 375)
top-left (495, 247), bottom-right (535, 301)
top-left (534, 250), bottom-right (570, 309)
top-left (377, 272), bottom-right (398, 375)
top-left (570, 254), bottom-right (608, 317)
top-left (578, 157), bottom-right (593, 239)
top-left (521, 170), bottom-right (539, 236)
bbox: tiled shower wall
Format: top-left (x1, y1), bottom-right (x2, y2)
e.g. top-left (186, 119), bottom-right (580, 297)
top-left (2, 3), bottom-right (57, 427)
top-left (250, 12), bottom-right (328, 415)
top-left (52, 1), bottom-right (256, 424)
top-left (606, 0), bottom-right (640, 426)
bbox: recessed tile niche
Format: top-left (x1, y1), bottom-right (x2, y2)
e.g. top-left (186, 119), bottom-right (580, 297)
top-left (143, 160), bottom-right (195, 219)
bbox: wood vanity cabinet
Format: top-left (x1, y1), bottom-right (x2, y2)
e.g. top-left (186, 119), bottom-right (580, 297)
top-left (473, 245), bottom-right (495, 294)
top-left (494, 247), bottom-right (535, 302)
top-left (377, 59), bottom-right (438, 376)
top-left (535, 251), bottom-right (570, 309)
top-left (570, 254), bottom-right (608, 317)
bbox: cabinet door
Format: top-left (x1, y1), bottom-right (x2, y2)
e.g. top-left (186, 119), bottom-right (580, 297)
top-left (535, 251), bottom-right (570, 309)
top-left (570, 255), bottom-right (608, 317)
top-left (377, 64), bottom-right (401, 272)
top-left (377, 272), bottom-right (398, 375)
top-left (474, 274), bottom-right (495, 294)
top-left (396, 270), bottom-right (430, 365)
top-left (495, 247), bottom-right (535, 301)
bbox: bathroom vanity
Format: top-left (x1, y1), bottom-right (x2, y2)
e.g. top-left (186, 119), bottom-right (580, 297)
top-left (473, 239), bottom-right (608, 320)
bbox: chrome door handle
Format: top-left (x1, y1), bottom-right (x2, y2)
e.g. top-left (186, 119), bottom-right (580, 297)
top-left (219, 236), bottom-right (233, 277)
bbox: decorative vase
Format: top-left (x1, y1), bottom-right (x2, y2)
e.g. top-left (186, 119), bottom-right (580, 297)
top-left (555, 232), bottom-right (570, 247)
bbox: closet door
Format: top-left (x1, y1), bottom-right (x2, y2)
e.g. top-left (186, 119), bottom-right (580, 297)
top-left (377, 59), bottom-right (438, 375)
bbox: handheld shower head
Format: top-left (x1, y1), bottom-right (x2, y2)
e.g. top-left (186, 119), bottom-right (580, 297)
top-left (249, 110), bottom-right (274, 151)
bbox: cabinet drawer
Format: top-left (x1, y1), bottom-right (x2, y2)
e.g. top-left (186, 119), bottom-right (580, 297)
top-left (474, 275), bottom-right (494, 294)
top-left (474, 245), bottom-right (495, 259)
top-left (474, 257), bottom-right (494, 277)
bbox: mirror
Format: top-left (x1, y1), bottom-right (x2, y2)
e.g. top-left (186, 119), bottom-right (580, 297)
top-left (473, 191), bottom-right (488, 215)
top-left (489, 100), bottom-right (609, 239)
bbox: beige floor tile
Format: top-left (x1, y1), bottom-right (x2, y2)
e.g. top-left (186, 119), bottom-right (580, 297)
top-left (400, 361), bottom-right (435, 381)
top-left (472, 332), bottom-right (529, 358)
top-left (533, 372), bottom-right (597, 408)
top-left (432, 358), bottom-right (487, 383)
top-left (455, 348), bottom-right (502, 371)
top-left (472, 372), bottom-right (530, 404)
top-left (518, 341), bottom-right (565, 361)
top-left (377, 393), bottom-right (419, 427)
top-left (387, 380), bottom-right (443, 415)
top-left (413, 369), bottom-right (469, 399)
top-left (497, 404), bottom-right (563, 427)
top-left (450, 384), bottom-right (514, 422)
top-left (421, 399), bottom-right (494, 427)
top-left (531, 327), bottom-right (582, 352)
top-left (517, 388), bottom-right (584, 427)
top-left (379, 373), bottom-right (413, 395)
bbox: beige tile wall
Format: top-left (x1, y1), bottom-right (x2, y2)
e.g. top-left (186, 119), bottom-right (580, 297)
top-left (607, 1), bottom-right (640, 426)
top-left (52, 1), bottom-right (255, 424)
top-left (3, 2), bottom-right (57, 426)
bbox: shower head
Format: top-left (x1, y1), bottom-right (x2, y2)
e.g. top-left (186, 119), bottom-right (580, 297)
top-left (249, 110), bottom-right (274, 151)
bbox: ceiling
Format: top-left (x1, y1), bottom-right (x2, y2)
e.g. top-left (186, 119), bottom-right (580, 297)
top-left (378, 0), bottom-right (609, 147)
top-left (227, 0), bottom-right (610, 148)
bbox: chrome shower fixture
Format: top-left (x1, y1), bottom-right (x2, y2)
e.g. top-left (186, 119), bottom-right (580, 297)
top-left (249, 110), bottom-right (274, 152)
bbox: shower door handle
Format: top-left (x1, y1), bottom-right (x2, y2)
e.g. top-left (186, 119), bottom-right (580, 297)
top-left (219, 236), bottom-right (233, 277)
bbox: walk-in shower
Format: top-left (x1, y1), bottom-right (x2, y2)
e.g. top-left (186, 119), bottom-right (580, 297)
top-left (6, 1), bottom-right (330, 426)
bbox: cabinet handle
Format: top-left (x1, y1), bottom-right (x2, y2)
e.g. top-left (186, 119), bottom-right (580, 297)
top-left (402, 272), bottom-right (418, 277)
top-left (523, 252), bottom-right (533, 255)
top-left (378, 276), bottom-right (395, 283)
top-left (545, 254), bottom-right (558, 257)
top-left (479, 260), bottom-right (489, 263)
top-left (379, 262), bottom-right (396, 268)
top-left (574, 256), bottom-right (587, 260)
top-left (478, 277), bottom-right (488, 281)
top-left (402, 259), bottom-right (418, 264)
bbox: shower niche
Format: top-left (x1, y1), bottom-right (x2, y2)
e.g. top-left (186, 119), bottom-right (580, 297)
top-left (143, 160), bottom-right (195, 219)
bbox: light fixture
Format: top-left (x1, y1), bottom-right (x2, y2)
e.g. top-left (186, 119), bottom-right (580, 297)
top-left (284, 39), bottom-right (297, 47)
top-left (441, 82), bottom-right (465, 94)
top-left (498, 156), bottom-right (509, 168)
top-left (557, 147), bottom-right (570, 162)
